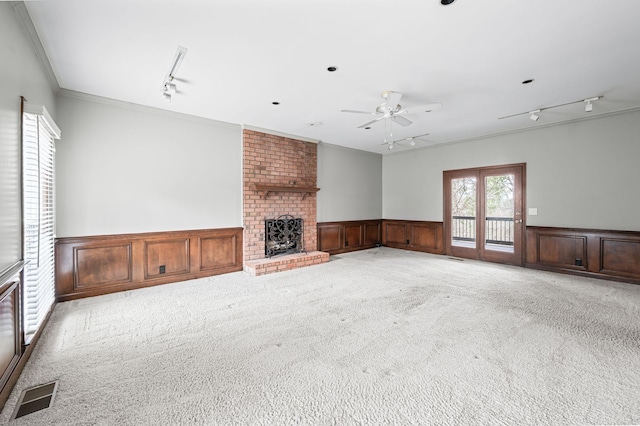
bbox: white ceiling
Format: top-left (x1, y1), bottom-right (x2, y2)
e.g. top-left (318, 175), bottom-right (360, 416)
top-left (25, 0), bottom-right (640, 154)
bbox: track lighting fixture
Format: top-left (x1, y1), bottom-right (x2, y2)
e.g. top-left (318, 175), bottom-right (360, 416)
top-left (499, 95), bottom-right (603, 120)
top-left (381, 134), bottom-right (429, 151)
top-left (529, 110), bottom-right (540, 121)
top-left (160, 46), bottom-right (188, 101)
top-left (584, 97), bottom-right (600, 112)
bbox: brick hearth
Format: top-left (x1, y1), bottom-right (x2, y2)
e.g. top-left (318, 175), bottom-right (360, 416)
top-left (243, 251), bottom-right (329, 276)
top-left (242, 129), bottom-right (328, 275)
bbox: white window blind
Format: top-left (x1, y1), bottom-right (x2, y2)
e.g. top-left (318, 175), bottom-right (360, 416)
top-left (22, 102), bottom-right (61, 344)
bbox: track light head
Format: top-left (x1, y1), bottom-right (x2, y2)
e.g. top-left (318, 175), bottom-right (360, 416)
top-left (409, 139), bottom-right (416, 146)
top-left (441, 0), bottom-right (455, 4)
top-left (584, 96), bottom-right (600, 112)
top-left (388, 143), bottom-right (394, 151)
top-left (529, 110), bottom-right (540, 121)
top-left (585, 101), bottom-right (593, 112)
top-left (160, 46), bottom-right (187, 101)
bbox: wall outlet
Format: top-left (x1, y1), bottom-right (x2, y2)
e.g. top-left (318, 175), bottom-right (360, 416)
top-left (159, 265), bottom-right (166, 274)
top-left (528, 207), bottom-right (538, 216)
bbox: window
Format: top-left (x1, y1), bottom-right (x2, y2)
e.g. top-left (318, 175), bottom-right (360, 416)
top-left (22, 102), bottom-right (60, 344)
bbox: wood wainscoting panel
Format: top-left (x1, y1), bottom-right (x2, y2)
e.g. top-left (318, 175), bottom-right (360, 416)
top-left (317, 225), bottom-right (342, 252)
top-left (600, 237), bottom-right (640, 280)
top-left (383, 222), bottom-right (408, 247)
top-left (0, 283), bottom-right (19, 389)
top-left (317, 220), bottom-right (381, 255)
top-left (364, 222), bottom-right (381, 246)
top-left (199, 233), bottom-right (241, 272)
top-left (74, 244), bottom-right (132, 289)
top-left (382, 220), bottom-right (445, 254)
top-left (344, 225), bottom-right (362, 249)
top-left (0, 262), bottom-right (23, 405)
top-left (409, 222), bottom-right (444, 253)
top-left (526, 226), bottom-right (640, 285)
top-left (56, 228), bottom-right (243, 301)
top-left (537, 234), bottom-right (587, 271)
top-left (144, 238), bottom-right (190, 279)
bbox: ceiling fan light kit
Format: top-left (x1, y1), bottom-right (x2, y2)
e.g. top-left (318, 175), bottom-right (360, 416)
top-left (341, 91), bottom-right (442, 148)
top-left (342, 90), bottom-right (442, 129)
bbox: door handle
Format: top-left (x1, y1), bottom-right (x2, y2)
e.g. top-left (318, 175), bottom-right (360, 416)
top-left (515, 219), bottom-right (523, 224)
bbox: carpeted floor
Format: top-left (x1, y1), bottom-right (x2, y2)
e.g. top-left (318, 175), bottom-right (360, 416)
top-left (1, 247), bottom-right (639, 425)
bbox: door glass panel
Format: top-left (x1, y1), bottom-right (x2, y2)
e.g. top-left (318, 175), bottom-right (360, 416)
top-left (485, 174), bottom-right (514, 252)
top-left (451, 177), bottom-right (476, 247)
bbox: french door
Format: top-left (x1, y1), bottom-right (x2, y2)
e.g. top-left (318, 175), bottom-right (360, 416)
top-left (444, 163), bottom-right (525, 266)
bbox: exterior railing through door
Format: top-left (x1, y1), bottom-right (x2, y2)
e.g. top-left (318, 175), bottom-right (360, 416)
top-left (451, 216), bottom-right (514, 247)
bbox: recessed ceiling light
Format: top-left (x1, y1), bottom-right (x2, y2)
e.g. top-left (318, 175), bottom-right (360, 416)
top-left (441, 0), bottom-right (455, 5)
top-left (327, 66), bottom-right (338, 72)
top-left (522, 79), bottom-right (534, 85)
top-left (272, 101), bottom-right (280, 105)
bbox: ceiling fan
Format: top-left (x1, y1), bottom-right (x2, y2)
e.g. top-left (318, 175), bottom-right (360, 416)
top-left (341, 91), bottom-right (442, 129)
top-left (382, 133), bottom-right (431, 151)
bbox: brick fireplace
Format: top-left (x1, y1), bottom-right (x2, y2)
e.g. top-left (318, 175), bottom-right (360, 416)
top-left (242, 129), bottom-right (329, 275)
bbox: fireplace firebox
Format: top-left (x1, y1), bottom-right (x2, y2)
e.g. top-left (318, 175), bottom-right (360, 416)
top-left (265, 215), bottom-right (304, 258)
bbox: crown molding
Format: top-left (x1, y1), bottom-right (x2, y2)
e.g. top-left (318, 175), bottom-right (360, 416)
top-left (12, 1), bottom-right (60, 91)
top-left (57, 89), bottom-right (241, 130)
top-left (318, 141), bottom-right (382, 158)
top-left (242, 125), bottom-right (319, 144)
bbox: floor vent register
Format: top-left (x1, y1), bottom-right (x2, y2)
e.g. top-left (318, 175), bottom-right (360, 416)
top-left (11, 381), bottom-right (58, 420)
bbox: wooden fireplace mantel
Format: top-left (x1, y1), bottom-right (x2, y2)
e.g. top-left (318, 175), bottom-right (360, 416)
top-left (251, 184), bottom-right (320, 200)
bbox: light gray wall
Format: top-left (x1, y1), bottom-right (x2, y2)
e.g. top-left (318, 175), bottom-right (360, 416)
top-left (317, 143), bottom-right (382, 222)
top-left (383, 109), bottom-right (640, 231)
top-left (55, 92), bottom-right (242, 237)
top-left (0, 3), bottom-right (56, 273)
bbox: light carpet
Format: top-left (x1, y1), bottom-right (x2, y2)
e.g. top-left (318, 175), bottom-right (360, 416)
top-left (1, 247), bottom-right (639, 425)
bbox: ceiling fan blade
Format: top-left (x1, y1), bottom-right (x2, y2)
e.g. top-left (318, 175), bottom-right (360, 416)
top-left (392, 115), bottom-right (413, 127)
top-left (357, 118), bottom-right (383, 128)
top-left (341, 109), bottom-right (377, 115)
top-left (402, 102), bottom-right (443, 114)
top-left (383, 91), bottom-right (403, 112)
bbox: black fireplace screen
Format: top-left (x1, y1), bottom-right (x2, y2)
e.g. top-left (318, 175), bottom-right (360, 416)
top-left (265, 215), bottom-right (304, 257)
